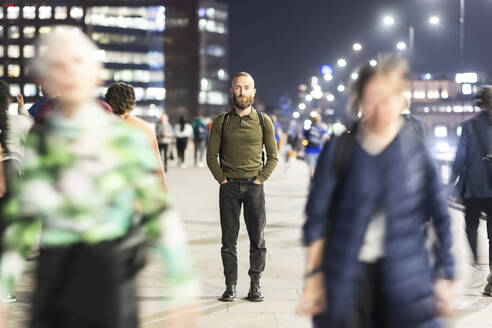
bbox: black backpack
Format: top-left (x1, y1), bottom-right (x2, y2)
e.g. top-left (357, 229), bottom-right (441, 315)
top-left (305, 125), bottom-right (324, 148)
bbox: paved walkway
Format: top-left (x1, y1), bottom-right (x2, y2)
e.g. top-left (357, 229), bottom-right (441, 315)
top-left (6, 154), bottom-right (492, 327)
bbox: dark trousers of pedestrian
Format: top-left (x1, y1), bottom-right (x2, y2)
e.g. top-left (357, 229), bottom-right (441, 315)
top-left (31, 243), bottom-right (138, 328)
top-left (176, 137), bottom-right (188, 165)
top-left (219, 179), bottom-right (266, 286)
top-left (314, 262), bottom-right (386, 328)
top-left (194, 138), bottom-right (206, 166)
top-left (158, 143), bottom-right (169, 172)
top-left (464, 197), bottom-right (492, 268)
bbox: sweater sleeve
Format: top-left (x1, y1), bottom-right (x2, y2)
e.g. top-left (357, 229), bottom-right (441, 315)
top-left (426, 150), bottom-right (455, 280)
top-left (257, 114), bottom-right (279, 183)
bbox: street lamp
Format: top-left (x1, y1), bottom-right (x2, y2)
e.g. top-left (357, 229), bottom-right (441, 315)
top-left (369, 59), bottom-right (378, 67)
top-left (337, 84), bottom-right (346, 92)
top-left (429, 16), bottom-right (440, 25)
top-left (396, 41), bottom-right (407, 51)
top-left (351, 72), bottom-right (359, 80)
top-left (353, 42), bottom-right (363, 52)
top-left (383, 15), bottom-right (395, 26)
top-left (337, 58), bottom-right (347, 68)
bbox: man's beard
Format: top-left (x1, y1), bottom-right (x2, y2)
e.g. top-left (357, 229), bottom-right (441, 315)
top-left (232, 94), bottom-right (254, 109)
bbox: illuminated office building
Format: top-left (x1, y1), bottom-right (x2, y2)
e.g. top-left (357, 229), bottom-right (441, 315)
top-left (165, 0), bottom-right (229, 121)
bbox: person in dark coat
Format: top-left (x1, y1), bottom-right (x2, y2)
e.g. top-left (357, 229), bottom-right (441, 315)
top-left (450, 85), bottom-right (492, 294)
top-left (298, 55), bottom-right (454, 328)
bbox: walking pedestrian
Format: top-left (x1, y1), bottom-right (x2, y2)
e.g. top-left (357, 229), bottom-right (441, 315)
top-left (155, 114), bottom-right (174, 172)
top-left (192, 115), bottom-right (209, 167)
top-left (0, 26), bottom-right (198, 328)
top-left (451, 85), bottom-right (492, 295)
top-left (174, 116), bottom-right (193, 168)
top-left (105, 82), bottom-right (167, 191)
top-left (303, 114), bottom-right (328, 179)
top-left (206, 72), bottom-right (278, 302)
top-left (299, 55), bottom-right (454, 328)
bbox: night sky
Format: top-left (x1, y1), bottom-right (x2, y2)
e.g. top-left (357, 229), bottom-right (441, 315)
top-left (219, 0), bottom-right (492, 107)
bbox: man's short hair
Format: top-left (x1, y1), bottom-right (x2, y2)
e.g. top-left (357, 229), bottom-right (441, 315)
top-left (232, 72), bottom-right (253, 81)
top-left (105, 82), bottom-right (136, 116)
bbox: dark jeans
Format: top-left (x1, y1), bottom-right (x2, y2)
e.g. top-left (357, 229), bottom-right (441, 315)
top-left (31, 244), bottom-right (138, 328)
top-left (464, 197), bottom-right (492, 267)
top-left (219, 179), bottom-right (266, 286)
top-left (176, 137), bottom-right (188, 164)
top-left (158, 143), bottom-right (169, 172)
top-left (314, 262), bottom-right (385, 328)
top-left (194, 138), bottom-right (206, 165)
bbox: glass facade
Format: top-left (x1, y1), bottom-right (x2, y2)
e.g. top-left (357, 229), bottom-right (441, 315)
top-left (1, 3), bottom-right (167, 117)
top-left (86, 5), bottom-right (166, 117)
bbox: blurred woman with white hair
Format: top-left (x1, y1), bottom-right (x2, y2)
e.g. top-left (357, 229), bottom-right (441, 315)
top-left (0, 26), bottom-right (198, 328)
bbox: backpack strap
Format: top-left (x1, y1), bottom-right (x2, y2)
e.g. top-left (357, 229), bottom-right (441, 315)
top-left (257, 112), bottom-right (266, 146)
top-left (257, 112), bottom-right (266, 167)
top-left (219, 113), bottom-right (230, 168)
top-left (323, 124), bottom-right (358, 246)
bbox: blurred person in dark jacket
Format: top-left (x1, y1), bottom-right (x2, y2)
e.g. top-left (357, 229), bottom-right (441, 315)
top-left (451, 85), bottom-right (492, 294)
top-left (298, 55), bottom-right (454, 328)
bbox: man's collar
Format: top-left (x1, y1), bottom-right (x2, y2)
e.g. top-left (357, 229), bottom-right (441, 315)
top-left (230, 107), bottom-right (257, 118)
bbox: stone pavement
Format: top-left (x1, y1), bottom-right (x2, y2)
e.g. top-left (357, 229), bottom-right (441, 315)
top-left (5, 154), bottom-right (492, 327)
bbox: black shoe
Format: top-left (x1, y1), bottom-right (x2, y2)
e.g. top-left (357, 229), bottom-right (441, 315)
top-left (248, 281), bottom-right (264, 302)
top-left (220, 285), bottom-right (237, 302)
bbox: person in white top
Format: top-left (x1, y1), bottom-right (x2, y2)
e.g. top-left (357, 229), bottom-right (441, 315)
top-left (4, 93), bottom-right (34, 174)
top-left (174, 116), bottom-right (193, 168)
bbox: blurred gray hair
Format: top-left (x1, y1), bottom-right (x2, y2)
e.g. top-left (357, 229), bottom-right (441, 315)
top-left (346, 54), bottom-right (411, 119)
top-left (30, 25), bottom-right (102, 79)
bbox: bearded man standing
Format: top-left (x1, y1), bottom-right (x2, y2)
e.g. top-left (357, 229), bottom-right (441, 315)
top-left (206, 72), bottom-right (278, 302)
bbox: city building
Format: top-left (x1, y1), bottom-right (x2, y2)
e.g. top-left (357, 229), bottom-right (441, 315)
top-left (410, 72), bottom-right (488, 156)
top-left (165, 0), bottom-right (229, 122)
top-left (1, 0), bottom-right (229, 122)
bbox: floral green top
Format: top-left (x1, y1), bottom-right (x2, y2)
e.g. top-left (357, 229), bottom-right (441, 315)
top-left (0, 102), bottom-right (198, 304)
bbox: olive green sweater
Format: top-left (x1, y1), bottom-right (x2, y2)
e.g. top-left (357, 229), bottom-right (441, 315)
top-left (206, 108), bottom-right (278, 183)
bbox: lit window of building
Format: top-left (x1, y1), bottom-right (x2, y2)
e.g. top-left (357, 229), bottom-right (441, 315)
top-left (39, 6), bottom-right (52, 20)
top-left (9, 84), bottom-right (20, 97)
top-left (24, 45), bottom-right (35, 58)
top-left (55, 7), bottom-right (68, 20)
top-left (207, 91), bottom-right (228, 105)
top-left (0, 46), bottom-right (3, 57)
top-left (0, 26), bottom-right (3, 38)
top-left (24, 84), bottom-right (37, 97)
top-left (206, 45), bottom-right (225, 57)
top-left (147, 87), bottom-right (165, 100)
top-left (0, 66), bottom-right (3, 78)
top-left (70, 7), bottom-right (84, 20)
top-left (8, 65), bottom-right (21, 78)
top-left (218, 69), bottom-right (228, 81)
top-left (201, 78), bottom-right (210, 91)
top-left (8, 26), bottom-right (20, 39)
top-left (23, 6), bottom-right (36, 19)
top-left (434, 125), bottom-right (448, 138)
top-left (23, 26), bottom-right (36, 38)
top-left (8, 45), bottom-right (20, 59)
top-left (462, 83), bottom-right (472, 95)
top-left (7, 6), bottom-right (20, 20)
top-left (39, 26), bottom-right (52, 35)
